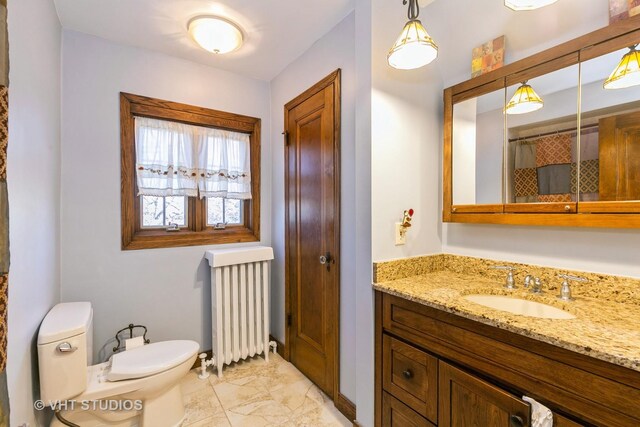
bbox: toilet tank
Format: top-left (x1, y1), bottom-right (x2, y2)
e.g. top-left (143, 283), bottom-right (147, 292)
top-left (37, 302), bottom-right (93, 403)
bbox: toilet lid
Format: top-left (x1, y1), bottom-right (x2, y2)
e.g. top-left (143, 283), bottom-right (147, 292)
top-left (106, 340), bottom-right (199, 381)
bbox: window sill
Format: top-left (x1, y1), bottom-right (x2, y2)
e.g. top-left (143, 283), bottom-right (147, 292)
top-left (122, 227), bottom-right (259, 250)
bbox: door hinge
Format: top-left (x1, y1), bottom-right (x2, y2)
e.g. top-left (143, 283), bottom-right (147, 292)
top-left (282, 130), bottom-right (289, 146)
top-left (287, 313), bottom-right (292, 327)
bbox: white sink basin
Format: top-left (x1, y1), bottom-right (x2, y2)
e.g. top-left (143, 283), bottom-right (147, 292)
top-left (463, 295), bottom-right (576, 320)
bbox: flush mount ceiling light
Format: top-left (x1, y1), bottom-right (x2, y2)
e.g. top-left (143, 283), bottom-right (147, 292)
top-left (505, 0), bottom-right (559, 11)
top-left (388, 0), bottom-right (438, 70)
top-left (604, 45), bottom-right (640, 90)
top-left (188, 16), bottom-right (243, 54)
top-left (505, 82), bottom-right (544, 115)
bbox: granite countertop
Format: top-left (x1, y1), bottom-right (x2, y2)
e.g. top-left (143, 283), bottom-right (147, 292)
top-left (373, 270), bottom-right (640, 372)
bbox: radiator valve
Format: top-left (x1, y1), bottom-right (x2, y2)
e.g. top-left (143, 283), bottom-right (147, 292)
top-left (198, 352), bottom-right (216, 380)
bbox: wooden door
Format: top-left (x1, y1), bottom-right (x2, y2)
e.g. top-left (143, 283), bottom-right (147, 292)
top-left (285, 70), bottom-right (340, 398)
top-left (439, 361), bottom-right (531, 427)
top-left (599, 111), bottom-right (640, 201)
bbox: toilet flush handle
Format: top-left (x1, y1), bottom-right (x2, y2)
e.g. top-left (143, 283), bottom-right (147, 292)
top-left (57, 342), bottom-right (78, 353)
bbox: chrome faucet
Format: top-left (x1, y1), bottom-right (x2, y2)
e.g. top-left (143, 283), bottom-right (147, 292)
top-left (531, 277), bottom-right (543, 294)
top-left (492, 266), bottom-right (517, 289)
top-left (524, 275), bottom-right (533, 288)
top-left (523, 275), bottom-right (543, 293)
top-left (557, 274), bottom-right (588, 301)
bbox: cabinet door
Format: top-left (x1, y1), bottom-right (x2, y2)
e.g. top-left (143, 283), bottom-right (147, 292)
top-left (382, 392), bottom-right (436, 427)
top-left (439, 361), bottom-right (531, 427)
top-left (555, 413), bottom-right (584, 427)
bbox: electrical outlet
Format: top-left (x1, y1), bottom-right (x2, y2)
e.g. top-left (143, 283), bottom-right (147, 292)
top-left (395, 223), bottom-right (406, 245)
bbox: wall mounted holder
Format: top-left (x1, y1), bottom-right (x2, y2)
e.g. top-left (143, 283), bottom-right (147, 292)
top-left (112, 323), bottom-right (151, 354)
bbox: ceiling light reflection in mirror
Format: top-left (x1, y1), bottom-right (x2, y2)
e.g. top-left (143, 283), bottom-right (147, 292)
top-left (505, 82), bottom-right (544, 115)
top-left (604, 45), bottom-right (640, 90)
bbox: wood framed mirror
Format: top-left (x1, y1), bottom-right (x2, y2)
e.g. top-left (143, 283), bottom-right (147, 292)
top-left (443, 15), bottom-right (640, 228)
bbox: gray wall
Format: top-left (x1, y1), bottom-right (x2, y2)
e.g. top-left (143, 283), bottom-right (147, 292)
top-left (59, 31), bottom-right (272, 362)
top-left (269, 12), bottom-right (357, 401)
top-left (7, 0), bottom-right (62, 425)
top-left (354, 1), bottom-right (374, 426)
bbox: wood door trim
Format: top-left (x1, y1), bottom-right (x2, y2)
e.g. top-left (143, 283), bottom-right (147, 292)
top-left (335, 392), bottom-right (357, 423)
top-left (285, 70), bottom-right (342, 112)
top-left (284, 69), bottom-right (342, 406)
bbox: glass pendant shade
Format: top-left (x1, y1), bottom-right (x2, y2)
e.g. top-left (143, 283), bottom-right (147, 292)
top-left (188, 16), bottom-right (243, 54)
top-left (505, 83), bottom-right (544, 115)
top-left (388, 19), bottom-right (438, 70)
top-left (504, 0), bottom-right (558, 11)
top-left (603, 46), bottom-right (640, 90)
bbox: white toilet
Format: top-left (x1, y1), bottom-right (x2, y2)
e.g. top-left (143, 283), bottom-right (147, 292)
top-left (37, 302), bottom-right (199, 427)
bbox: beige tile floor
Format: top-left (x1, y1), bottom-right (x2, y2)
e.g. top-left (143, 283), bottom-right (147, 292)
top-left (180, 353), bottom-right (351, 427)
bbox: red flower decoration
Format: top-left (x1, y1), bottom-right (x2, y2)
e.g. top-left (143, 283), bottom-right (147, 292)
top-left (408, 208), bottom-right (414, 217)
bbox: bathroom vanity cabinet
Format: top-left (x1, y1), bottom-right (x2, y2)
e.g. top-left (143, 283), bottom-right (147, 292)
top-left (374, 291), bottom-right (640, 427)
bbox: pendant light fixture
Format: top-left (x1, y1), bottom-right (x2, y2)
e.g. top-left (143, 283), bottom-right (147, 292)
top-left (387, 0), bottom-right (438, 70)
top-left (505, 82), bottom-right (544, 115)
top-left (504, 0), bottom-right (559, 11)
top-left (188, 16), bottom-right (244, 54)
top-left (603, 45), bottom-right (640, 90)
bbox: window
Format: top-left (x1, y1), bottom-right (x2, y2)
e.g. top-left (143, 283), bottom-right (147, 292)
top-left (120, 93), bottom-right (261, 250)
top-left (141, 195), bottom-right (188, 228)
top-left (207, 197), bottom-right (242, 226)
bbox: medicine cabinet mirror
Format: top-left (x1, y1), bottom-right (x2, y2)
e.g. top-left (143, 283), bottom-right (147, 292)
top-left (452, 86), bottom-right (505, 210)
top-left (443, 15), bottom-right (640, 228)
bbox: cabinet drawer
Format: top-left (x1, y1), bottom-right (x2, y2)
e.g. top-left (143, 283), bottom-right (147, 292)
top-left (382, 392), bottom-right (436, 427)
top-left (382, 334), bottom-right (438, 423)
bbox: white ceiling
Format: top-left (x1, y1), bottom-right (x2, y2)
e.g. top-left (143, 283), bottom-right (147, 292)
top-left (53, 0), bottom-right (355, 81)
top-left (421, 0), bottom-right (611, 89)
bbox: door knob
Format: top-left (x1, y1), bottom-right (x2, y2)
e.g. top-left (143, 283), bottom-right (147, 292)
top-left (402, 369), bottom-right (413, 379)
top-left (319, 252), bottom-right (333, 271)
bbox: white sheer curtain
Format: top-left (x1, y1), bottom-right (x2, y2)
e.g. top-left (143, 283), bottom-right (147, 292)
top-left (197, 127), bottom-right (251, 199)
top-left (135, 117), bottom-right (252, 199)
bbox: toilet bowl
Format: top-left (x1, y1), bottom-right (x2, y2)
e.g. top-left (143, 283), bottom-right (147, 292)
top-left (38, 302), bottom-right (199, 427)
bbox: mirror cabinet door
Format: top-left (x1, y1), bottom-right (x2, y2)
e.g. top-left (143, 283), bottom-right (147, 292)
top-left (579, 44), bottom-right (640, 212)
top-left (452, 85), bottom-right (505, 212)
top-left (444, 18), bottom-right (640, 227)
top-left (504, 62), bottom-right (580, 213)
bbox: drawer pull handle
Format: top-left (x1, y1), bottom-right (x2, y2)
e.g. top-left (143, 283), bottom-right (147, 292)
top-left (402, 369), bottom-right (413, 379)
top-left (509, 415), bottom-right (524, 427)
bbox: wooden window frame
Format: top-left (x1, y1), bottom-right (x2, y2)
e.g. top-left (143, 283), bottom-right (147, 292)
top-left (120, 93), bottom-right (261, 250)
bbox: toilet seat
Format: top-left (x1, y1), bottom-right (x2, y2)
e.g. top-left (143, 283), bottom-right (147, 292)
top-left (106, 340), bottom-right (199, 381)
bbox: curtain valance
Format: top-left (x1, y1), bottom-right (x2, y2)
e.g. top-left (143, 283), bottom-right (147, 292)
top-left (135, 117), bottom-right (252, 199)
